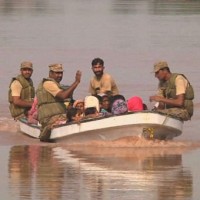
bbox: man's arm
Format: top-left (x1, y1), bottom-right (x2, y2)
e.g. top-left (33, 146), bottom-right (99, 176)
top-left (56, 70), bottom-right (82, 100)
top-left (150, 75), bottom-right (187, 108)
top-left (11, 80), bottom-right (33, 108)
top-left (149, 94), bottom-right (185, 108)
top-left (12, 96), bottom-right (33, 107)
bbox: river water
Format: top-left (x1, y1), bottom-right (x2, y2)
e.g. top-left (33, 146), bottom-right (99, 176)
top-left (1, 0), bottom-right (200, 199)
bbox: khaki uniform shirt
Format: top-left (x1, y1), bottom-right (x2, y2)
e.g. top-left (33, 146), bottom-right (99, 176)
top-left (10, 80), bottom-right (22, 96)
top-left (175, 75), bottom-right (188, 95)
top-left (157, 75), bottom-right (188, 96)
top-left (43, 81), bottom-right (62, 97)
top-left (89, 73), bottom-right (119, 96)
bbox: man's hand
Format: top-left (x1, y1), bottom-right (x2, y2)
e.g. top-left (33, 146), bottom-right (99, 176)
top-left (149, 95), bottom-right (163, 103)
top-left (75, 70), bottom-right (82, 83)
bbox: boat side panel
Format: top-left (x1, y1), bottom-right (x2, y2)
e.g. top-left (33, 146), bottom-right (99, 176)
top-left (51, 113), bottom-right (183, 140)
top-left (19, 121), bottom-right (40, 138)
top-left (19, 112), bottom-right (183, 142)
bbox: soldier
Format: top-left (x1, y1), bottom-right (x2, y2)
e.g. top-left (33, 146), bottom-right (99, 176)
top-left (149, 61), bottom-right (194, 121)
top-left (36, 64), bottom-right (81, 142)
top-left (8, 61), bottom-right (35, 120)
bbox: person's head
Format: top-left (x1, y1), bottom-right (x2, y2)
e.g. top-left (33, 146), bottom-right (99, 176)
top-left (111, 99), bottom-right (128, 115)
top-left (20, 61), bottom-right (33, 79)
top-left (110, 95), bottom-right (128, 115)
top-left (67, 107), bottom-right (82, 122)
top-left (84, 95), bottom-right (100, 112)
top-left (49, 63), bottom-right (64, 83)
top-left (73, 100), bottom-right (84, 114)
top-left (84, 107), bottom-right (98, 116)
top-left (153, 61), bottom-right (171, 81)
top-left (110, 94), bottom-right (126, 105)
top-left (91, 58), bottom-right (105, 78)
top-left (98, 94), bottom-right (111, 111)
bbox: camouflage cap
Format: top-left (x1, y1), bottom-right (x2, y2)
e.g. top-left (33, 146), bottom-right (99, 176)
top-left (20, 61), bottom-right (33, 69)
top-left (49, 64), bottom-right (64, 72)
top-left (153, 61), bottom-right (168, 73)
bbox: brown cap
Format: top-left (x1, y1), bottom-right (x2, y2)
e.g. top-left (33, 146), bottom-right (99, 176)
top-left (49, 64), bottom-right (64, 72)
top-left (153, 61), bottom-right (168, 73)
top-left (20, 61), bottom-right (33, 69)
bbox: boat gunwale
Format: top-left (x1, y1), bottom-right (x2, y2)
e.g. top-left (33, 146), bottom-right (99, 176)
top-left (19, 110), bottom-right (183, 130)
top-left (54, 110), bottom-right (183, 128)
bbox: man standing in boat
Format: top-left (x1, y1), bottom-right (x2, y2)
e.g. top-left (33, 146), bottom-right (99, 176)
top-left (149, 61), bottom-right (194, 121)
top-left (8, 61), bottom-right (35, 120)
top-left (89, 58), bottom-right (119, 96)
top-left (36, 64), bottom-right (82, 142)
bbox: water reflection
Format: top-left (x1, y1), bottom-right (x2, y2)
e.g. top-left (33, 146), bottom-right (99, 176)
top-left (7, 145), bottom-right (194, 199)
top-left (157, 170), bottom-right (192, 200)
top-left (112, 0), bottom-right (200, 15)
top-left (1, 0), bottom-right (200, 16)
top-left (53, 146), bottom-right (193, 199)
top-left (0, 0), bottom-right (49, 15)
top-left (151, 0), bottom-right (200, 15)
top-left (8, 145), bottom-right (65, 200)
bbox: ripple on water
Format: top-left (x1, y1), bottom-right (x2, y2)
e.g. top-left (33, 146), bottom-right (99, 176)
top-left (61, 135), bottom-right (200, 149)
top-left (0, 117), bottom-right (19, 133)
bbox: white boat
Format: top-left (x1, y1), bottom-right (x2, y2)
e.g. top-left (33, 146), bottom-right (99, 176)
top-left (19, 111), bottom-right (183, 143)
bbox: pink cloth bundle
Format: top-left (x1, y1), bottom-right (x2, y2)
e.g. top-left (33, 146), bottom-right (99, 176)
top-left (27, 97), bottom-right (38, 124)
top-left (127, 96), bottom-right (144, 111)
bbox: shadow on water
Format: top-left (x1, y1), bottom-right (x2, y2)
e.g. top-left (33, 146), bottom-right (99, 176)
top-left (7, 142), bottom-right (198, 199)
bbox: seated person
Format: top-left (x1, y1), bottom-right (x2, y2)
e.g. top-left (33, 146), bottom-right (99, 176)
top-left (84, 107), bottom-right (99, 118)
top-left (96, 93), bottom-right (112, 116)
top-left (84, 96), bottom-right (101, 118)
top-left (110, 94), bottom-right (126, 102)
top-left (67, 107), bottom-right (83, 122)
top-left (127, 96), bottom-right (146, 112)
top-left (110, 94), bottom-right (128, 115)
top-left (73, 99), bottom-right (85, 117)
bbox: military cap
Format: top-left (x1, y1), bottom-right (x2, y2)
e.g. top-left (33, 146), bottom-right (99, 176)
top-left (20, 61), bottom-right (33, 69)
top-left (49, 64), bottom-right (64, 72)
top-left (153, 61), bottom-right (168, 73)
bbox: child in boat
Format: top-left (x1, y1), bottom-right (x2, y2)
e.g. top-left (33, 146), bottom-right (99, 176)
top-left (110, 94), bottom-right (128, 115)
top-left (83, 96), bottom-right (102, 118)
top-left (84, 107), bottom-right (99, 117)
top-left (73, 99), bottom-right (85, 117)
top-left (96, 93), bottom-right (112, 116)
top-left (67, 107), bottom-right (83, 122)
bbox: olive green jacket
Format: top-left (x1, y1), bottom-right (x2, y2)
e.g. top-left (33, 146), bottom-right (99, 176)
top-left (36, 78), bottom-right (67, 124)
top-left (8, 75), bottom-right (35, 118)
top-left (163, 73), bottom-right (194, 117)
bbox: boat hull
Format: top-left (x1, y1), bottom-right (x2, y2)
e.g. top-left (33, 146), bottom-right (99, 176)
top-left (19, 111), bottom-right (183, 142)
